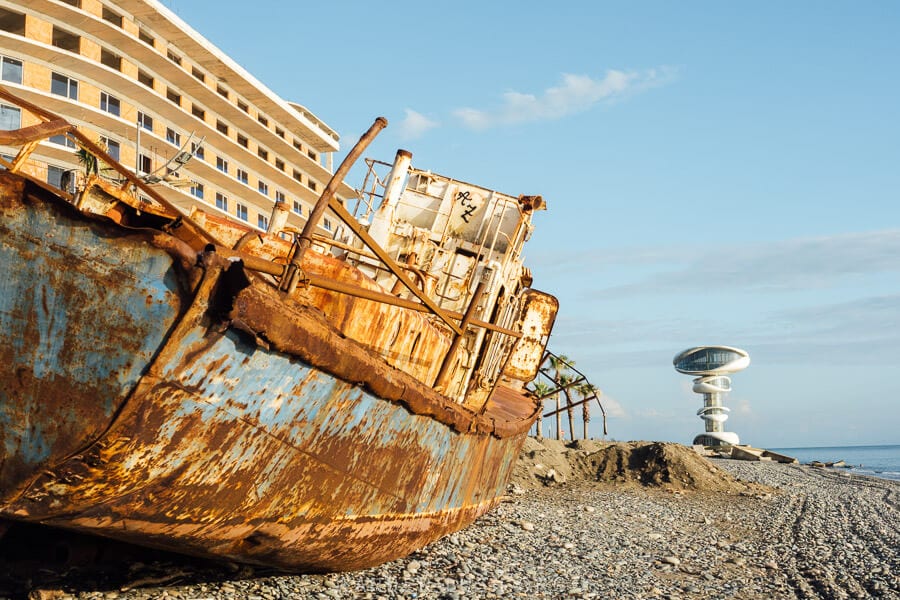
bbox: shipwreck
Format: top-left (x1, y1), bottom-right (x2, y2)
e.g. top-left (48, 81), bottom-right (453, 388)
top-left (0, 87), bottom-right (557, 571)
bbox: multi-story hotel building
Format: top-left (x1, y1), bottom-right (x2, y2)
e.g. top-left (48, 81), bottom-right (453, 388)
top-left (0, 0), bottom-right (353, 234)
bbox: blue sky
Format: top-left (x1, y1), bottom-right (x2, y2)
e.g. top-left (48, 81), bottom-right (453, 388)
top-left (165, 1), bottom-right (899, 447)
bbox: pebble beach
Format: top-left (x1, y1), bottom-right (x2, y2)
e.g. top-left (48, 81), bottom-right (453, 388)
top-left (4, 446), bottom-right (899, 600)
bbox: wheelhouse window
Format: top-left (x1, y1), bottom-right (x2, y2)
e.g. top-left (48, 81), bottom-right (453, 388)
top-left (1, 56), bottom-right (23, 84)
top-left (100, 91), bottom-right (120, 116)
top-left (51, 73), bottom-right (78, 100)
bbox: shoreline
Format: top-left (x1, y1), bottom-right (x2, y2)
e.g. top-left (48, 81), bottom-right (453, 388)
top-left (3, 453), bottom-right (898, 599)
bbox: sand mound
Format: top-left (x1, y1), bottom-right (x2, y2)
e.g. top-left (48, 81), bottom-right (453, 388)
top-left (512, 437), bottom-right (767, 494)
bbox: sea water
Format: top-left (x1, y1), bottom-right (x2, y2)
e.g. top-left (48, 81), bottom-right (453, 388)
top-left (769, 444), bottom-right (900, 482)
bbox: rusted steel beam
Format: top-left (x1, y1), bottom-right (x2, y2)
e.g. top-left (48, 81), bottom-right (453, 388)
top-left (285, 117), bottom-right (388, 292)
top-left (326, 194), bottom-right (462, 335)
top-left (541, 394), bottom-right (600, 419)
top-left (0, 119), bottom-right (70, 145)
top-left (9, 140), bottom-right (39, 173)
top-left (434, 278), bottom-right (486, 391)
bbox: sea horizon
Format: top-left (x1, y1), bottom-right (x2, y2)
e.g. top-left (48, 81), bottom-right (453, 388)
top-left (768, 443), bottom-right (900, 482)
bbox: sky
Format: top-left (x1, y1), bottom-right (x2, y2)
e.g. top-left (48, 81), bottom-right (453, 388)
top-left (163, 1), bottom-right (899, 448)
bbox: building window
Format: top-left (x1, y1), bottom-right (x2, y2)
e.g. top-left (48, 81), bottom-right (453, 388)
top-left (137, 69), bottom-right (154, 89)
top-left (237, 134), bottom-right (248, 148)
top-left (237, 100), bottom-right (249, 113)
top-left (101, 7), bottom-right (123, 27)
top-left (191, 104), bottom-right (205, 121)
top-left (49, 133), bottom-right (76, 148)
top-left (275, 127), bottom-right (285, 139)
top-left (0, 8), bottom-right (26, 36)
top-left (138, 29), bottom-right (154, 46)
top-left (258, 180), bottom-right (268, 196)
top-left (308, 149), bottom-right (318, 161)
top-left (138, 154), bottom-right (152, 174)
top-left (1, 56), bottom-right (23, 84)
top-left (216, 156), bottom-right (228, 173)
top-left (309, 180), bottom-right (318, 192)
top-left (257, 147), bottom-right (268, 161)
top-left (52, 26), bottom-right (80, 53)
top-left (216, 85), bottom-right (229, 99)
top-left (275, 158), bottom-right (285, 171)
top-left (190, 181), bottom-right (204, 199)
top-left (1, 104), bottom-right (22, 131)
top-left (257, 114), bottom-right (268, 127)
top-left (137, 112), bottom-right (153, 131)
top-left (216, 120), bottom-right (229, 135)
top-left (100, 91), bottom-right (120, 116)
top-left (292, 200), bottom-right (302, 215)
top-left (100, 48), bottom-right (121, 71)
top-left (293, 139), bottom-right (303, 152)
top-left (166, 50), bottom-right (182, 65)
top-left (236, 203), bottom-right (248, 221)
top-left (191, 66), bottom-right (205, 82)
top-left (236, 168), bottom-right (248, 184)
top-left (166, 88), bottom-right (181, 106)
top-left (323, 218), bottom-right (332, 232)
top-left (257, 214), bottom-right (269, 230)
top-left (51, 73), bottom-right (78, 100)
top-left (101, 137), bottom-right (120, 162)
top-left (293, 169), bottom-right (302, 183)
top-left (275, 190), bottom-right (286, 203)
top-left (191, 142), bottom-right (205, 160)
top-left (215, 192), bottom-right (228, 212)
top-left (166, 128), bottom-right (181, 146)
top-left (60, 0), bottom-right (80, 6)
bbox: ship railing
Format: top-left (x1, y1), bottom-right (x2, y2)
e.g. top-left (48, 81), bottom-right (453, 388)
top-left (0, 86), bottom-right (522, 375)
top-left (530, 351), bottom-right (607, 438)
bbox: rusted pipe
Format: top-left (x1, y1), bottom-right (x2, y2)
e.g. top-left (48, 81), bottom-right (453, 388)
top-left (284, 116), bottom-right (388, 292)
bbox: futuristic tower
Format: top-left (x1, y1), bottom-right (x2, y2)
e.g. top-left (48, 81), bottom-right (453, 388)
top-left (673, 346), bottom-right (750, 447)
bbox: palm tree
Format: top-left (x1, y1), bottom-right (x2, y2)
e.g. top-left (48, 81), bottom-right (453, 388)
top-left (529, 381), bottom-right (553, 439)
top-left (576, 382), bottom-right (599, 439)
top-left (558, 373), bottom-right (576, 441)
top-left (548, 354), bottom-right (574, 441)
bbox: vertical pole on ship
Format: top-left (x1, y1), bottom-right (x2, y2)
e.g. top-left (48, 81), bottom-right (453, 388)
top-left (282, 117), bottom-right (388, 293)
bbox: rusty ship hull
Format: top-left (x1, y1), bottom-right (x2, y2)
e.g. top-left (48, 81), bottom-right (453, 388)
top-left (0, 173), bottom-right (543, 570)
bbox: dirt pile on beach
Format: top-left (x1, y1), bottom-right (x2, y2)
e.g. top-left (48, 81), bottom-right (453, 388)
top-left (512, 437), bottom-right (765, 494)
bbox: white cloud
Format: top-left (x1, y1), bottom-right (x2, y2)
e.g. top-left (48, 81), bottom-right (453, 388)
top-left (453, 67), bottom-right (676, 130)
top-left (398, 108), bottom-right (439, 140)
top-left (600, 394), bottom-right (628, 419)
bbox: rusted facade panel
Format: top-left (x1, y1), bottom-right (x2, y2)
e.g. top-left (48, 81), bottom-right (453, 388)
top-left (503, 289), bottom-right (560, 381)
top-left (0, 176), bottom-right (540, 570)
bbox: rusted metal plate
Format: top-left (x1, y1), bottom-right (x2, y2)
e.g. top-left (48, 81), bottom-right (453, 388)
top-left (502, 289), bottom-right (559, 381)
top-left (0, 174), bottom-right (184, 505)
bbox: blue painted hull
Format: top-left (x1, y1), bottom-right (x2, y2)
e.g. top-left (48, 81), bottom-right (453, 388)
top-left (0, 174), bottom-right (537, 571)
